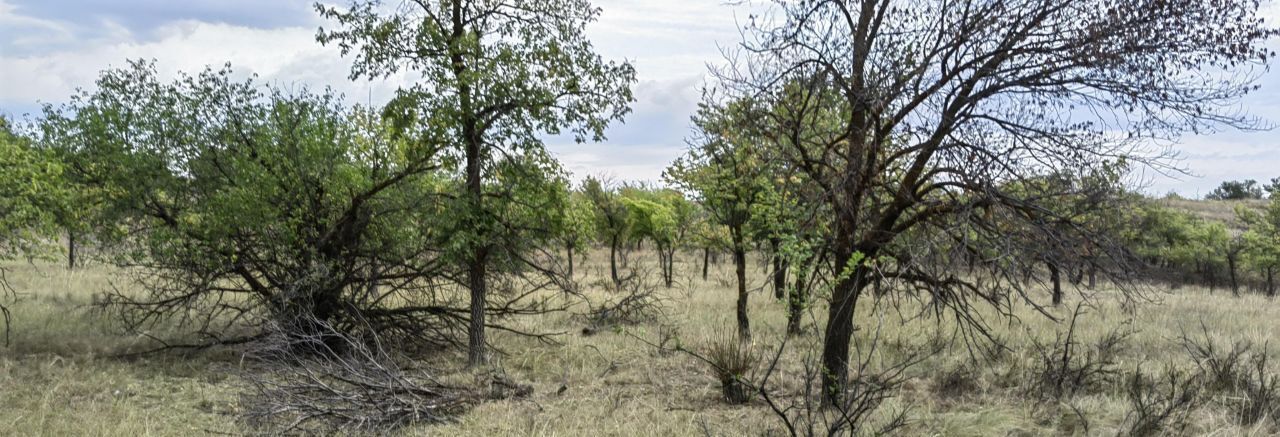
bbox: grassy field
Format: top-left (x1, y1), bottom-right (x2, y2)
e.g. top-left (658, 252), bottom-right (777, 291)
top-left (2, 250), bottom-right (1278, 436)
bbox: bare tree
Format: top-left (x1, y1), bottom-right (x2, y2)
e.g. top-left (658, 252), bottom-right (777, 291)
top-left (718, 0), bottom-right (1276, 403)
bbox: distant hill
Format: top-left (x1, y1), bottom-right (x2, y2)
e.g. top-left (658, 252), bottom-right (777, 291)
top-left (1156, 197), bottom-right (1268, 230)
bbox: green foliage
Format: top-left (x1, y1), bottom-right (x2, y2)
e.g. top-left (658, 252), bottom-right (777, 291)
top-left (0, 117), bottom-right (69, 259)
top-left (36, 61), bottom-right (457, 340)
top-left (1239, 198), bottom-right (1280, 292)
top-left (1207, 180), bottom-right (1265, 200)
top-left (665, 97), bottom-right (771, 249)
top-left (556, 187), bottom-right (599, 252)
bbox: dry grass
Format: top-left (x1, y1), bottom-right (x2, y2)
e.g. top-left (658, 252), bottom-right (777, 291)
top-left (1157, 198), bottom-right (1267, 230)
top-left (2, 251), bottom-right (1280, 436)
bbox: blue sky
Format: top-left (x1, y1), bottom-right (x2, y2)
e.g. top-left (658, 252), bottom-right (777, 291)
top-left (2, 0), bottom-right (1279, 196)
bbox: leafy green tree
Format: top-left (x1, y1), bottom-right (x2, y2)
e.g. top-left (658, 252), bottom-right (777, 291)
top-left (555, 187), bottom-right (598, 279)
top-left (1240, 199), bottom-right (1280, 296)
top-left (317, 0), bottom-right (635, 366)
top-left (1265, 177), bottom-right (1280, 198)
top-left (618, 188), bottom-right (693, 287)
top-left (688, 205), bottom-right (730, 281)
top-left (0, 116), bottom-right (71, 344)
top-left (667, 96), bottom-right (771, 340)
top-left (1207, 180), bottom-right (1265, 200)
top-left (0, 117), bottom-right (67, 260)
top-left (37, 62), bottom-right (463, 348)
top-left (583, 176), bottom-right (630, 286)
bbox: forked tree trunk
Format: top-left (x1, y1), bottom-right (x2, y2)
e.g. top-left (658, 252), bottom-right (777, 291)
top-left (659, 244), bottom-right (674, 288)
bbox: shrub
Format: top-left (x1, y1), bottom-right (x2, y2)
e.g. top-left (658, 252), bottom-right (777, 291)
top-left (1119, 365), bottom-right (1204, 437)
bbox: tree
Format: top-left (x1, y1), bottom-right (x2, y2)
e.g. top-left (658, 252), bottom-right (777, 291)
top-left (37, 62), bottom-right (468, 349)
top-left (1207, 180), bottom-right (1265, 200)
top-left (721, 0), bottom-right (1276, 403)
top-left (0, 116), bottom-right (70, 344)
top-left (1265, 177), bottom-right (1280, 198)
top-left (555, 187), bottom-right (597, 280)
top-left (620, 188), bottom-right (693, 288)
top-left (583, 176), bottom-right (630, 286)
top-left (1240, 199), bottom-right (1280, 296)
top-left (667, 96), bottom-right (771, 340)
top-left (318, 0), bottom-right (635, 366)
top-left (688, 205), bottom-right (730, 281)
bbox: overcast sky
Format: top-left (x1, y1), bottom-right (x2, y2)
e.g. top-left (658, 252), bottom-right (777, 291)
top-left (2, 0), bottom-right (1279, 196)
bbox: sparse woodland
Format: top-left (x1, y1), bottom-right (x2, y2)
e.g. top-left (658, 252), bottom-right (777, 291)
top-left (4, 0), bottom-right (1280, 435)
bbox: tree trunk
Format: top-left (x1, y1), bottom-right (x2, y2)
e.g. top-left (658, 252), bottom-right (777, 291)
top-left (821, 251), bottom-right (867, 405)
top-left (770, 238), bottom-right (786, 300)
top-left (1087, 264), bottom-right (1097, 290)
top-left (659, 244), bottom-right (674, 288)
top-left (1049, 263), bottom-right (1063, 306)
top-left (609, 235), bottom-right (620, 286)
top-left (732, 229), bottom-right (750, 341)
top-left (566, 244), bottom-right (574, 278)
top-left (67, 230), bottom-right (78, 270)
top-left (1266, 267), bottom-right (1275, 297)
top-left (702, 246), bottom-right (710, 281)
top-left (467, 251), bottom-right (488, 367)
top-left (786, 267), bottom-right (807, 336)
top-left (1228, 253), bottom-right (1240, 296)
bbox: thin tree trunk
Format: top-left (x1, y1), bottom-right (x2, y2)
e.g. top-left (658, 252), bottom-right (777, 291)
top-left (567, 245), bottom-right (574, 278)
top-left (1228, 253), bottom-right (1240, 296)
top-left (702, 246), bottom-right (710, 281)
top-left (770, 238), bottom-right (785, 300)
top-left (1049, 263), bottom-right (1063, 306)
top-left (732, 229), bottom-right (750, 341)
top-left (610, 235), bottom-right (620, 286)
top-left (786, 267), bottom-right (808, 336)
top-left (1087, 264), bottom-right (1097, 290)
top-left (67, 230), bottom-right (77, 270)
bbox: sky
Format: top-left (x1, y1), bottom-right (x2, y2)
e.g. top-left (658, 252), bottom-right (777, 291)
top-left (1, 0), bottom-right (1279, 197)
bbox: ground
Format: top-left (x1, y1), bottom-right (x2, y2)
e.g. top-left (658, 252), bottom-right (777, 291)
top-left (1, 250), bottom-right (1278, 436)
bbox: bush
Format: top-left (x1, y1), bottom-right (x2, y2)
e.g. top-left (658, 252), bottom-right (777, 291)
top-left (1179, 327), bottom-right (1280, 426)
top-left (1025, 309), bottom-right (1128, 400)
top-left (1119, 365), bottom-right (1204, 437)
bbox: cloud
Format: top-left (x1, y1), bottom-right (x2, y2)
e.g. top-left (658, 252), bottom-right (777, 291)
top-left (0, 0), bottom-right (315, 55)
top-left (2, 0), bottom-right (1277, 196)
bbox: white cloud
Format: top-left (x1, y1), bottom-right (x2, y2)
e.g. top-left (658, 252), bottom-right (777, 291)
top-left (2, 0), bottom-right (1278, 196)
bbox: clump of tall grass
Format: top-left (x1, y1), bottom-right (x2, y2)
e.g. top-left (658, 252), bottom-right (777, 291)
top-left (703, 328), bottom-right (759, 404)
